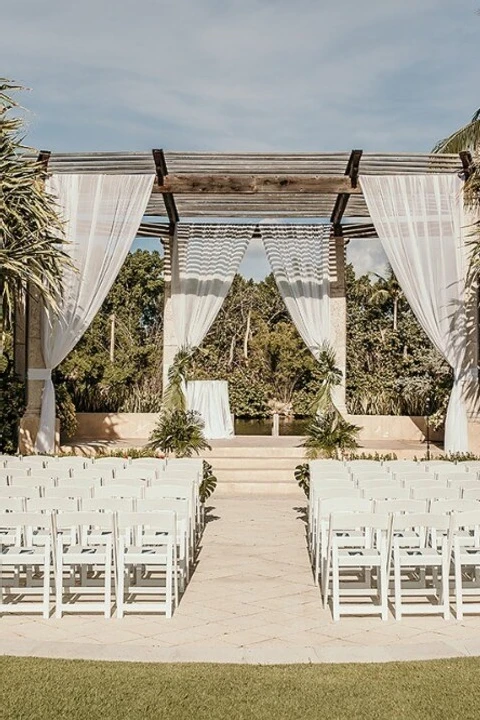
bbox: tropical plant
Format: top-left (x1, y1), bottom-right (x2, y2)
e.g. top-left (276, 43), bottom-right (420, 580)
top-left (163, 348), bottom-right (191, 412)
top-left (302, 412), bottom-right (361, 459)
top-left (0, 78), bottom-right (68, 357)
top-left (0, 367), bottom-right (25, 453)
top-left (369, 267), bottom-right (404, 331)
top-left (200, 461), bottom-right (218, 502)
top-left (433, 109), bottom-right (480, 154)
top-left (294, 462), bottom-right (310, 497)
top-left (148, 409), bottom-right (211, 458)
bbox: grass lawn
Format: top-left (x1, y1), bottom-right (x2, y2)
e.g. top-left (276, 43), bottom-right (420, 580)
top-left (2, 655), bottom-right (480, 719)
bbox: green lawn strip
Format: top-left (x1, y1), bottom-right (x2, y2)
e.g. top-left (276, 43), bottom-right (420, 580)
top-left (1, 656), bottom-right (480, 720)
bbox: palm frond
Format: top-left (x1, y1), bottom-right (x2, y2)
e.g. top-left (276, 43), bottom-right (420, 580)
top-left (433, 112), bottom-right (480, 154)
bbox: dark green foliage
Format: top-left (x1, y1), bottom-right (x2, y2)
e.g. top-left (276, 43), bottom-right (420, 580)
top-left (148, 409), bottom-right (211, 458)
top-left (58, 250), bottom-right (164, 412)
top-left (294, 463), bottom-right (310, 497)
top-left (302, 412), bottom-right (361, 459)
top-left (0, 370), bottom-right (25, 453)
top-left (344, 452), bottom-right (398, 462)
top-left (200, 461), bottom-right (218, 502)
top-left (54, 382), bottom-right (78, 441)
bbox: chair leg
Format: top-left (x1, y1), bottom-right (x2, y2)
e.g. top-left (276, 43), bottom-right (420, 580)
top-left (380, 561), bottom-right (388, 621)
top-left (166, 545), bottom-right (173, 619)
top-left (454, 553), bottom-right (463, 621)
top-left (55, 544), bottom-right (63, 619)
top-left (104, 546), bottom-right (112, 619)
top-left (116, 549), bottom-right (125, 619)
top-left (43, 547), bottom-right (50, 620)
top-left (332, 546), bottom-right (340, 622)
top-left (393, 550), bottom-right (402, 621)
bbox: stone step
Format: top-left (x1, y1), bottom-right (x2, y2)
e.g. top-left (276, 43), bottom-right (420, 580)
top-left (214, 481), bottom-right (304, 496)
top-left (213, 468), bottom-right (298, 484)
top-left (205, 445), bottom-right (305, 459)
top-left (209, 457), bottom-right (303, 471)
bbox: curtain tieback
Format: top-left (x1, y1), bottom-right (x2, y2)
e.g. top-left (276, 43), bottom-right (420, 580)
top-left (27, 368), bottom-right (52, 381)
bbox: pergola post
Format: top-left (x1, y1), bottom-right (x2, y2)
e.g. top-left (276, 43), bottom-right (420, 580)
top-left (18, 288), bottom-right (49, 453)
top-left (161, 235), bottom-right (179, 392)
top-left (330, 235), bottom-right (347, 413)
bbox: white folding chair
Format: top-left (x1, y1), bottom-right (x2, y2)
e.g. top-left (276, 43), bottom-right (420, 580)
top-left (313, 497), bottom-right (372, 591)
top-left (82, 498), bottom-right (135, 513)
top-left (115, 511), bottom-right (177, 618)
top-left (390, 512), bottom-right (451, 620)
top-left (53, 511), bottom-right (114, 618)
top-left (326, 511), bottom-right (392, 621)
top-left (144, 483), bottom-right (196, 551)
top-left (450, 510), bottom-right (480, 619)
top-left (463, 488), bottom-right (480, 501)
top-left (137, 498), bottom-right (191, 587)
top-left (0, 511), bottom-right (52, 618)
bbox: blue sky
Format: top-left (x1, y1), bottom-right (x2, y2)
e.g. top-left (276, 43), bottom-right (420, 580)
top-left (3, 0), bottom-right (479, 278)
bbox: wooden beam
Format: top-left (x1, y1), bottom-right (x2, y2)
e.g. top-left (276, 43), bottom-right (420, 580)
top-left (152, 149), bottom-right (179, 229)
top-left (331, 149), bottom-right (363, 233)
top-left (37, 150), bottom-right (51, 171)
top-left (152, 174), bottom-right (363, 195)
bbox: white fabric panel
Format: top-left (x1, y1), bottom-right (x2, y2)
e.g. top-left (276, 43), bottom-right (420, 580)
top-left (36, 173), bottom-right (154, 453)
top-left (261, 224), bottom-right (331, 359)
top-left (361, 174), bottom-right (470, 453)
top-left (186, 381), bottom-right (234, 439)
top-left (171, 224), bottom-right (252, 349)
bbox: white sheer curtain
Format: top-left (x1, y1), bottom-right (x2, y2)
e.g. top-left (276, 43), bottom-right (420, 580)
top-left (186, 380), bottom-right (234, 438)
top-left (361, 174), bottom-right (471, 453)
top-left (33, 173), bottom-right (154, 453)
top-left (171, 224), bottom-right (252, 349)
top-left (261, 224), bottom-right (331, 359)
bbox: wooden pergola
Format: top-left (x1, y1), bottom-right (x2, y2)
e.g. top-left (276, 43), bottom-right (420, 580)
top-left (35, 149), bottom-right (473, 239)
top-left (18, 148), bottom-right (478, 453)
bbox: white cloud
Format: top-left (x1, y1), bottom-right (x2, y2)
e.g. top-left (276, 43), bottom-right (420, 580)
top-left (2, 0), bottom-right (478, 151)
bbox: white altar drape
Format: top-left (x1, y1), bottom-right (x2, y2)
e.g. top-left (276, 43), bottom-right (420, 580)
top-left (261, 225), bottom-right (331, 359)
top-left (33, 173), bottom-right (154, 453)
top-left (361, 174), bottom-right (471, 453)
top-left (186, 380), bottom-right (234, 438)
top-left (171, 224), bottom-right (252, 349)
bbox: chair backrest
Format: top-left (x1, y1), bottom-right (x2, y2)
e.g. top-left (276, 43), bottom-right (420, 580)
top-left (137, 498), bottom-right (190, 524)
top-left (318, 497), bottom-right (372, 520)
top-left (0, 486), bottom-right (39, 499)
top-left (314, 487), bottom-right (362, 500)
top-left (311, 478), bottom-right (354, 490)
top-left (357, 478), bottom-right (399, 490)
top-left (116, 510), bottom-right (177, 538)
top-left (0, 497), bottom-right (25, 512)
top-left (446, 473), bottom-right (477, 487)
top-left (94, 484), bottom-right (144, 499)
top-left (398, 472), bottom-right (436, 484)
top-left (384, 460), bottom-right (420, 471)
top-left (0, 511), bottom-right (52, 533)
top-left (329, 511), bottom-right (391, 532)
top-left (58, 474), bottom-right (102, 487)
top-left (405, 478), bottom-right (448, 490)
top-left (113, 469), bottom-right (157, 481)
top-left (462, 487), bottom-right (480, 500)
top-left (54, 511), bottom-right (114, 540)
top-left (430, 499), bottom-right (478, 514)
top-left (363, 486), bottom-right (411, 500)
top-left (82, 497), bottom-right (135, 512)
top-left (27, 497), bottom-right (79, 513)
top-left (425, 461), bottom-right (457, 471)
top-left (411, 486), bottom-right (460, 500)
top-left (10, 476), bottom-right (56, 488)
top-left (101, 475), bottom-right (148, 486)
top-left (374, 499), bottom-right (427, 514)
top-left (392, 511), bottom-right (450, 533)
top-left (450, 510), bottom-right (480, 532)
top-left (145, 481), bottom-right (194, 496)
top-left (310, 468), bottom-right (350, 481)
top-left (43, 485), bottom-right (93, 499)
top-left (93, 457), bottom-right (128, 467)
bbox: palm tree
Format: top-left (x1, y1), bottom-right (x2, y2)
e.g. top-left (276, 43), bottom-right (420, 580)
top-left (369, 267), bottom-right (404, 331)
top-left (0, 78), bottom-right (68, 356)
top-left (432, 109), bottom-right (480, 154)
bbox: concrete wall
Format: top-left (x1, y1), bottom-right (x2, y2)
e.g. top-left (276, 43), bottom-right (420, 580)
top-left (73, 412), bottom-right (444, 443)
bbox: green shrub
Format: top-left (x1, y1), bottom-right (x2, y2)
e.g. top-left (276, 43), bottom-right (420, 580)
top-left (148, 409), bottom-right (211, 458)
top-left (0, 372), bottom-right (25, 453)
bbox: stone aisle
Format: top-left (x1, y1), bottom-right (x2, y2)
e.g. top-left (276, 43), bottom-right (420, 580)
top-left (2, 492), bottom-right (480, 663)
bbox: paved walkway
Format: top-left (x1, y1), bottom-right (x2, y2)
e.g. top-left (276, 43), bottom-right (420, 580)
top-left (2, 492), bottom-right (480, 664)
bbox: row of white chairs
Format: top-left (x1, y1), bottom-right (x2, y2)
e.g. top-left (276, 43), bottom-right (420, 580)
top-left (322, 509), bottom-right (480, 622)
top-left (312, 496), bottom-right (480, 588)
top-left (0, 510), bottom-right (183, 619)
